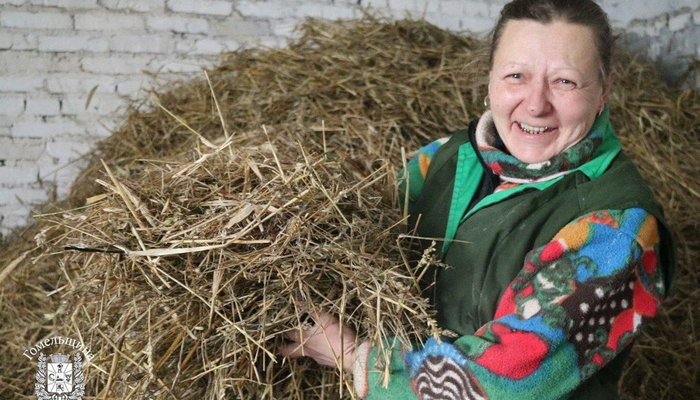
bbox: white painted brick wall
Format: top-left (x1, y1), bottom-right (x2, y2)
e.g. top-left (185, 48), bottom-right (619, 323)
top-left (25, 98), bottom-right (60, 116)
top-left (0, 77), bottom-right (44, 92)
top-left (0, 165), bottom-right (40, 187)
top-left (210, 18), bottom-right (270, 37)
top-left (0, 0), bottom-right (698, 238)
top-left (11, 119), bottom-right (84, 138)
top-left (269, 18), bottom-right (299, 37)
top-left (237, 1), bottom-right (298, 20)
top-left (115, 79), bottom-right (155, 98)
top-left (2, 53), bottom-right (80, 73)
top-left (0, 11), bottom-right (73, 29)
top-left (99, 0), bottom-right (165, 13)
top-left (65, 93), bottom-right (125, 116)
top-left (45, 138), bottom-right (92, 160)
top-left (175, 37), bottom-right (239, 55)
top-left (75, 12), bottom-right (145, 31)
top-left (46, 74), bottom-right (116, 94)
top-left (155, 61), bottom-right (209, 73)
top-left (81, 56), bottom-right (155, 75)
top-left (11, 33), bottom-right (40, 51)
top-left (0, 96), bottom-right (24, 117)
top-left (146, 15), bottom-right (209, 34)
top-left (12, 187), bottom-right (53, 205)
top-left (38, 35), bottom-right (110, 52)
top-left (0, 137), bottom-right (44, 163)
top-left (387, 0), bottom-right (439, 15)
top-left (166, 0), bottom-right (233, 16)
top-left (0, 33), bottom-right (11, 48)
top-left (295, 3), bottom-right (358, 20)
top-left (0, 0), bottom-right (26, 6)
top-left (110, 34), bottom-right (169, 53)
top-left (30, 0), bottom-right (99, 9)
top-left (669, 12), bottom-right (691, 31)
top-left (0, 158), bottom-right (41, 186)
top-left (602, 0), bottom-right (699, 26)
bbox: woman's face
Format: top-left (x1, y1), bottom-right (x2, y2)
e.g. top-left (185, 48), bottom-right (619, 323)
top-left (488, 20), bottom-right (612, 164)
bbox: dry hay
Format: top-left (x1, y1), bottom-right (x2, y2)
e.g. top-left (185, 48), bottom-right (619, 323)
top-left (32, 130), bottom-right (439, 399)
top-left (1, 16), bottom-right (698, 400)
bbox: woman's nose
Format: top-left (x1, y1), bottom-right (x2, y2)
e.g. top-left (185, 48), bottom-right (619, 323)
top-left (525, 81), bottom-right (552, 116)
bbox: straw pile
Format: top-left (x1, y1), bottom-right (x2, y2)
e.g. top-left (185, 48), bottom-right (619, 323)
top-left (1, 17), bottom-right (698, 400)
top-left (31, 130), bottom-right (441, 399)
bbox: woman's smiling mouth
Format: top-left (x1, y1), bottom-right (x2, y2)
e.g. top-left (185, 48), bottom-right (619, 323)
top-left (519, 122), bottom-right (554, 135)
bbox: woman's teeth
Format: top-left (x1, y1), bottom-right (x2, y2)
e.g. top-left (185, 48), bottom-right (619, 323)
top-left (520, 123), bottom-right (552, 134)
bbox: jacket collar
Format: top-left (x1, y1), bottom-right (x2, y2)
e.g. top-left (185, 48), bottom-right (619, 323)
top-left (474, 106), bottom-right (615, 185)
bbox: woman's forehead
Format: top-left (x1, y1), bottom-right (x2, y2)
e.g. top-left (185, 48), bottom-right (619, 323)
top-left (493, 20), bottom-right (600, 72)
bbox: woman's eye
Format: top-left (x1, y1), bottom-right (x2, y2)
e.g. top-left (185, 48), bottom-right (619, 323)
top-left (504, 73), bottom-right (522, 82)
top-left (558, 79), bottom-right (576, 87)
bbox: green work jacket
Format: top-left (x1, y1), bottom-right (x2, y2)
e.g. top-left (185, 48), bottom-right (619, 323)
top-left (408, 123), bottom-right (676, 400)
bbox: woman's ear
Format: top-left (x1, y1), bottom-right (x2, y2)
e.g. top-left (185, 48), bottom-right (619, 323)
top-left (601, 70), bottom-right (615, 105)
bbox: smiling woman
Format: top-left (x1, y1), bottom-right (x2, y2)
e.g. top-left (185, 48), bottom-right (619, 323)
top-left (281, 1), bottom-right (677, 399)
top-left (488, 20), bottom-right (612, 164)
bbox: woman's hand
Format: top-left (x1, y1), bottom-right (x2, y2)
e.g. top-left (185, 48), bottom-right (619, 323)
top-left (280, 311), bottom-right (358, 373)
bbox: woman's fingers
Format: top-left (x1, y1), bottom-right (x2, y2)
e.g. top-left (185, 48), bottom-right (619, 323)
top-left (282, 328), bottom-right (300, 342)
top-left (279, 341), bottom-right (305, 358)
top-left (279, 310), bottom-right (358, 371)
top-left (307, 311), bottom-right (335, 328)
top-left (283, 310), bottom-right (336, 341)
top-left (283, 315), bottom-right (322, 342)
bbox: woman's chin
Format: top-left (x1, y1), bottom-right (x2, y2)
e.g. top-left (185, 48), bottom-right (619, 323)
top-left (510, 149), bottom-right (554, 165)
top-left (502, 125), bottom-right (561, 164)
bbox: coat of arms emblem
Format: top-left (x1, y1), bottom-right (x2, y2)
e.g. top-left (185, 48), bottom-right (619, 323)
top-left (35, 353), bottom-right (85, 400)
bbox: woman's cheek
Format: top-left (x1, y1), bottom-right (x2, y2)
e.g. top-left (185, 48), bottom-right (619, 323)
top-left (494, 85), bottom-right (524, 110)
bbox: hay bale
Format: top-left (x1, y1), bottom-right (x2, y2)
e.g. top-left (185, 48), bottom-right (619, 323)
top-left (1, 17), bottom-right (698, 399)
top-left (33, 127), bottom-right (443, 399)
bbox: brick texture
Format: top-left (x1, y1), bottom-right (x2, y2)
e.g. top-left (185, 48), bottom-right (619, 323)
top-left (75, 12), bottom-right (145, 31)
top-left (166, 0), bottom-right (233, 16)
top-left (0, 11), bottom-right (73, 29)
top-left (30, 0), bottom-right (99, 8)
top-left (99, 0), bottom-right (165, 12)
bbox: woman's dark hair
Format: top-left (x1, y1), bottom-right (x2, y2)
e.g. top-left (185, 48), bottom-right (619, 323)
top-left (490, 0), bottom-right (615, 83)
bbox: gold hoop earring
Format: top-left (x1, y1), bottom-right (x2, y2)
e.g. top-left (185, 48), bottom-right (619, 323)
top-left (484, 95), bottom-right (490, 108)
